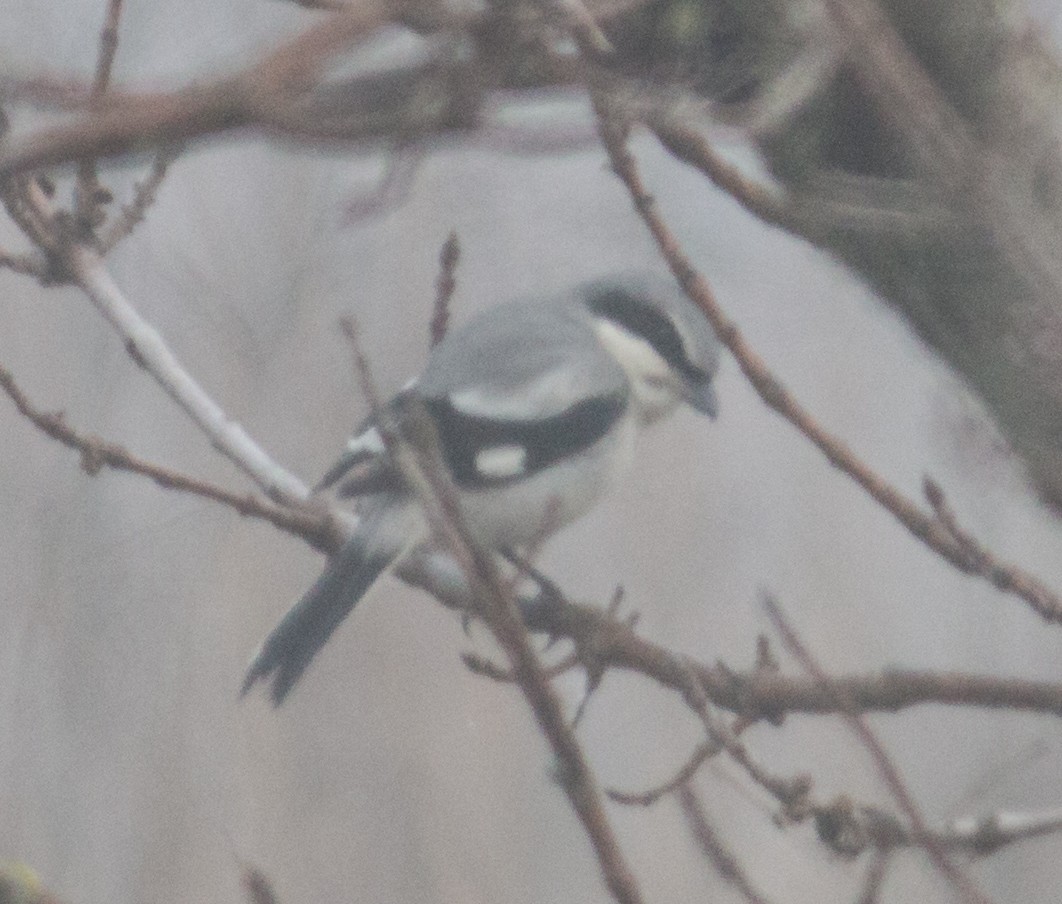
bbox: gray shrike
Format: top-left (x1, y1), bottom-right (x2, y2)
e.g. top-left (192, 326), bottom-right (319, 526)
top-left (242, 275), bottom-right (721, 705)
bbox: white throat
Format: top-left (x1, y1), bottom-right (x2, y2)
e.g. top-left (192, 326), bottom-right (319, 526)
top-left (592, 319), bottom-right (682, 423)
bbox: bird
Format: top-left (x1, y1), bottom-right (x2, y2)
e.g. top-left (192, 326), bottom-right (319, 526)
top-left (241, 274), bottom-right (721, 705)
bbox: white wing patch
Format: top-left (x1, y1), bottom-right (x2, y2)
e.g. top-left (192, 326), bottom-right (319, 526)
top-left (474, 444), bottom-right (528, 479)
top-left (450, 367), bottom-right (579, 420)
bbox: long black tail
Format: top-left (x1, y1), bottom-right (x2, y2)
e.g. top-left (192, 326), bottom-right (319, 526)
top-left (241, 531), bottom-right (396, 706)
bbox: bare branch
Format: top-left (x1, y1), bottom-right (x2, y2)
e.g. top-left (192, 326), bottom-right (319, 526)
top-left (855, 853), bottom-right (890, 904)
top-left (0, 363), bottom-right (329, 547)
top-left (430, 230), bottom-right (459, 347)
top-left (542, 0), bottom-right (614, 59)
top-left (591, 98), bottom-right (1062, 626)
top-left (338, 313), bottom-right (384, 413)
top-left (0, 0), bottom-right (512, 186)
top-left (76, 0), bottom-right (126, 229)
top-left (670, 652), bottom-right (813, 822)
top-left (333, 313), bottom-right (646, 904)
top-left (764, 595), bottom-right (994, 904)
top-left (0, 246), bottom-right (46, 277)
top-left (0, 72), bottom-right (96, 111)
top-left (283, 0), bottom-right (349, 9)
top-left (646, 114), bottom-right (960, 240)
top-left (936, 806), bottom-right (1062, 855)
top-left (0, 0), bottom-right (397, 179)
top-left (61, 244), bottom-right (310, 502)
top-left (645, 115), bottom-right (799, 231)
top-left (679, 785), bottom-right (776, 904)
top-left (240, 863), bottom-right (281, 904)
top-left (99, 145), bottom-right (180, 252)
top-left (91, 0), bottom-right (125, 96)
top-left (517, 596), bottom-right (1062, 719)
top-left (816, 796), bottom-right (1062, 858)
top-left (607, 739), bottom-right (718, 806)
top-left (0, 174), bottom-right (61, 258)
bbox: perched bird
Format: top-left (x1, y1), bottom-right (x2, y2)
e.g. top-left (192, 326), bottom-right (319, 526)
top-left (242, 275), bottom-right (721, 705)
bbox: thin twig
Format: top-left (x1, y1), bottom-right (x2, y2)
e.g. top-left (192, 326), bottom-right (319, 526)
top-left (343, 146), bottom-right (424, 223)
top-left (822, 797), bottom-right (1062, 857)
top-left (607, 740), bottom-right (718, 806)
top-left (99, 144), bottom-right (181, 252)
top-left (240, 863), bottom-right (281, 904)
top-left (673, 653), bottom-right (813, 821)
top-left (931, 806), bottom-right (1062, 855)
top-left (338, 314), bottom-right (383, 412)
top-left (284, 0), bottom-right (348, 8)
top-left (76, 0), bottom-right (126, 229)
top-left (764, 595), bottom-right (994, 904)
top-left (591, 99), bottom-right (1062, 625)
top-left (0, 363), bottom-right (329, 547)
top-left (646, 114), bottom-right (958, 239)
top-left (543, 0), bottom-right (613, 59)
top-left (679, 785), bottom-right (776, 904)
top-left (645, 115), bottom-right (798, 232)
top-left (0, 175), bottom-right (60, 257)
top-left (854, 852), bottom-right (890, 904)
top-left (91, 0), bottom-right (125, 96)
top-left (0, 247), bottom-right (45, 277)
top-left (430, 231), bottom-right (459, 347)
top-left (462, 648), bottom-right (580, 682)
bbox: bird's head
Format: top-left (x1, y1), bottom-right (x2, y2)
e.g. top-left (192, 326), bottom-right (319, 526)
top-left (582, 275), bottom-right (721, 423)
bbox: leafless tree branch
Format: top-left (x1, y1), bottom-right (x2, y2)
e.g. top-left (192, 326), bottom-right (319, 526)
top-left (61, 244), bottom-right (310, 502)
top-left (591, 97), bottom-right (1062, 625)
top-left (764, 594), bottom-right (993, 904)
top-left (814, 796), bottom-right (1062, 858)
top-left (518, 596), bottom-right (1062, 719)
top-left (0, 246), bottom-right (46, 276)
top-left (75, 0), bottom-right (126, 229)
top-left (99, 144), bottom-right (180, 252)
top-left (607, 739), bottom-right (719, 806)
top-left (0, 363), bottom-right (329, 547)
top-left (679, 784), bottom-right (776, 904)
top-left (430, 230), bottom-right (460, 347)
top-left (341, 328), bottom-right (647, 904)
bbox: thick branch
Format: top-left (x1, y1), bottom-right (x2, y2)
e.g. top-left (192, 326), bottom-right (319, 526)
top-left (517, 596), bottom-right (1062, 719)
top-left (0, 0), bottom-right (410, 177)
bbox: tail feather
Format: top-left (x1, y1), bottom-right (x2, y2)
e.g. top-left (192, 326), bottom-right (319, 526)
top-left (241, 533), bottom-right (395, 706)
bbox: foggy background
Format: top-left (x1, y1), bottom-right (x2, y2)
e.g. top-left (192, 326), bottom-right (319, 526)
top-left (1, 1), bottom-right (1061, 901)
